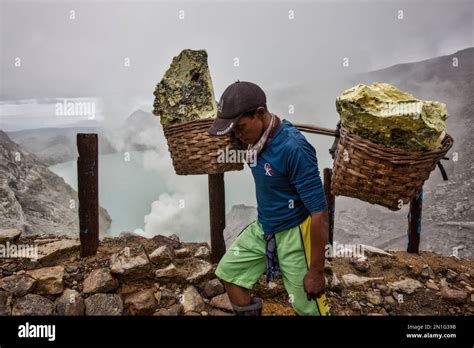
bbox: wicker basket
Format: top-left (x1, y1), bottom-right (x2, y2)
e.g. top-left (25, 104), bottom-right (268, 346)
top-left (331, 124), bottom-right (453, 210)
top-left (162, 118), bottom-right (245, 175)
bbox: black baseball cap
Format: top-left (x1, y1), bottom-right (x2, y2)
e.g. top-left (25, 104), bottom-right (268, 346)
top-left (208, 80), bottom-right (266, 136)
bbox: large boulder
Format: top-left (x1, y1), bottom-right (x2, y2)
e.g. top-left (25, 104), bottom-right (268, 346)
top-left (194, 245), bottom-right (210, 260)
top-left (186, 259), bottom-right (213, 283)
top-left (366, 289), bottom-right (383, 305)
top-left (175, 248), bottom-right (191, 259)
top-left (181, 286), bottom-right (206, 313)
top-left (109, 248), bottom-right (151, 279)
top-left (210, 293), bottom-right (233, 311)
top-left (83, 268), bottom-right (119, 294)
top-left (203, 279), bottom-right (225, 298)
top-left (0, 274), bottom-right (36, 297)
top-left (336, 82), bottom-right (447, 150)
top-left (342, 274), bottom-right (384, 288)
top-left (388, 278), bottom-right (423, 294)
top-left (440, 287), bottom-right (469, 304)
top-left (149, 245), bottom-right (175, 265)
top-left (26, 266), bottom-right (64, 295)
top-left (36, 239), bottom-right (80, 267)
top-left (124, 288), bottom-right (158, 315)
top-left (359, 245), bottom-right (394, 258)
top-left (84, 294), bottom-right (123, 316)
top-left (55, 289), bottom-right (85, 316)
top-left (155, 263), bottom-right (181, 280)
top-left (12, 294), bottom-right (54, 315)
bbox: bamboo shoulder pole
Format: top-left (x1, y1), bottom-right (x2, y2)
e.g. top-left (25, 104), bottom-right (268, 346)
top-left (293, 123), bottom-right (337, 137)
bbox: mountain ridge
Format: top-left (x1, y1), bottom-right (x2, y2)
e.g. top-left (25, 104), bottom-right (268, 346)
top-left (0, 130), bottom-right (112, 237)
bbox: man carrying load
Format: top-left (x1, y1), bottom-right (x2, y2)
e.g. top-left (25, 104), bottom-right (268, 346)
top-left (208, 80), bottom-right (330, 316)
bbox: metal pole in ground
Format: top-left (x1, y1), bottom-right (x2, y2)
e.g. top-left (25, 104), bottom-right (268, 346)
top-left (407, 189), bottom-right (423, 253)
top-left (323, 168), bottom-right (335, 247)
top-left (208, 173), bottom-right (226, 263)
top-left (77, 133), bottom-right (99, 257)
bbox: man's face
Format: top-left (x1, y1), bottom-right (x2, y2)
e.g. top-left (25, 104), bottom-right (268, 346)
top-left (232, 107), bottom-right (266, 145)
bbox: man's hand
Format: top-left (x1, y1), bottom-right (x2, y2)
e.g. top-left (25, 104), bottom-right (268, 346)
top-left (303, 270), bottom-right (325, 300)
top-left (303, 210), bottom-right (329, 301)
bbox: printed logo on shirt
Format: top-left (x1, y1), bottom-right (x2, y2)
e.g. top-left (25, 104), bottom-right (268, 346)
top-left (264, 162), bottom-right (274, 176)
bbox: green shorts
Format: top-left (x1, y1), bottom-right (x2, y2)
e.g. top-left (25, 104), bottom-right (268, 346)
top-left (215, 214), bottom-right (329, 316)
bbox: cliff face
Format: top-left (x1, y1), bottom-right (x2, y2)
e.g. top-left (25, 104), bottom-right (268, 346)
top-left (0, 130), bottom-right (111, 237)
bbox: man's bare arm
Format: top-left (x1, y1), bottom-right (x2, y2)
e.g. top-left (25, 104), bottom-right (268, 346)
top-left (309, 210), bottom-right (329, 273)
top-left (303, 210), bottom-right (329, 300)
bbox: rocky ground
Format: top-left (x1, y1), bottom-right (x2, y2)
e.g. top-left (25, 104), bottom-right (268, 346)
top-left (0, 228), bottom-right (472, 316)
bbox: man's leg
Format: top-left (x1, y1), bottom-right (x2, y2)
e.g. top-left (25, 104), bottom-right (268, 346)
top-left (275, 215), bottom-right (330, 316)
top-left (221, 280), bottom-right (251, 306)
top-left (214, 220), bottom-right (266, 314)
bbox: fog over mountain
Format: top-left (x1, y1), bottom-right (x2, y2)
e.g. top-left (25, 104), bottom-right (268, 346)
top-left (1, 1), bottom-right (472, 253)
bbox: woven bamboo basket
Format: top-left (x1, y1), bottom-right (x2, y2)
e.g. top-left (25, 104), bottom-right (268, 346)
top-left (162, 118), bottom-right (245, 175)
top-left (331, 124), bottom-right (453, 210)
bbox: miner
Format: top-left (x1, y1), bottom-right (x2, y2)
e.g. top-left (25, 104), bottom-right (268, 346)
top-left (208, 81), bottom-right (330, 316)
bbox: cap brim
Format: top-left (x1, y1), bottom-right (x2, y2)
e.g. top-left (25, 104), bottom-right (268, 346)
top-left (208, 114), bottom-right (242, 136)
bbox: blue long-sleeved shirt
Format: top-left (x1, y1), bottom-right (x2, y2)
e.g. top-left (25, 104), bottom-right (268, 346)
top-left (250, 119), bottom-right (327, 236)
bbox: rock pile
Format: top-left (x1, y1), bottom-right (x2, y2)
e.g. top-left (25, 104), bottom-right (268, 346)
top-left (325, 246), bottom-right (473, 316)
top-left (0, 229), bottom-right (232, 316)
top-left (0, 229), bottom-right (472, 316)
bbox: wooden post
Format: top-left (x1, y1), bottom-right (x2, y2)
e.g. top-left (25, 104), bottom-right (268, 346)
top-left (77, 133), bottom-right (99, 257)
top-left (208, 173), bottom-right (226, 263)
top-left (323, 168), bottom-right (335, 246)
top-left (407, 189), bottom-right (423, 254)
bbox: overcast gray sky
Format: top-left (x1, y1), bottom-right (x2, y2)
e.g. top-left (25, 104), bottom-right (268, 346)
top-left (1, 0), bottom-right (472, 110)
top-left (1, 0), bottom-right (472, 166)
